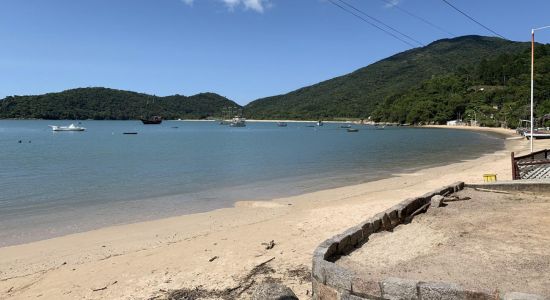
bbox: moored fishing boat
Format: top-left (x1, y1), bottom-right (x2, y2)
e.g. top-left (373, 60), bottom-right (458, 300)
top-left (523, 130), bottom-right (550, 139)
top-left (141, 116), bottom-right (162, 124)
top-left (277, 122), bottom-right (287, 127)
top-left (49, 124), bottom-right (86, 131)
top-left (229, 116), bottom-right (246, 127)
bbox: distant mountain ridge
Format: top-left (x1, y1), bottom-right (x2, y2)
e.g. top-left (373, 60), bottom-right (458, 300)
top-left (0, 36), bottom-right (539, 123)
top-left (0, 87), bottom-right (239, 120)
top-left (244, 35), bottom-right (530, 120)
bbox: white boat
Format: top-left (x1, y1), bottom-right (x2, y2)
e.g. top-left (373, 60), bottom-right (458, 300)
top-left (317, 120), bottom-right (324, 126)
top-left (49, 123), bottom-right (86, 131)
top-left (229, 116), bottom-right (246, 127)
top-left (523, 130), bottom-right (550, 139)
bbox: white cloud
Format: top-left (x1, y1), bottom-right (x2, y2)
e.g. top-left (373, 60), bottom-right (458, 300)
top-left (183, 0), bottom-right (271, 13)
top-left (221, 0), bottom-right (241, 10)
top-left (242, 0), bottom-right (267, 13)
top-left (384, 0), bottom-right (400, 8)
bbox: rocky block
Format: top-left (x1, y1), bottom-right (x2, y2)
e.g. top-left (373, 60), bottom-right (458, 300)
top-left (381, 213), bottom-right (392, 231)
top-left (314, 238), bottom-right (339, 260)
top-left (430, 195), bottom-right (445, 209)
top-left (341, 292), bottom-right (368, 300)
top-left (452, 181), bottom-right (465, 191)
top-left (251, 282), bottom-right (298, 300)
top-left (324, 262), bottom-right (355, 291)
top-left (387, 204), bottom-right (405, 226)
top-left (419, 193), bottom-right (434, 205)
top-left (316, 282), bottom-right (339, 300)
top-left (403, 197), bottom-right (422, 217)
top-left (312, 256), bottom-right (331, 283)
top-left (361, 221), bottom-right (374, 240)
top-left (418, 281), bottom-right (466, 300)
top-left (371, 212), bottom-right (389, 231)
top-left (336, 233), bottom-right (353, 255)
top-left (381, 277), bottom-right (419, 300)
top-left (352, 277), bottom-right (382, 299)
top-left (370, 217), bottom-right (382, 232)
top-left (343, 226), bottom-right (364, 249)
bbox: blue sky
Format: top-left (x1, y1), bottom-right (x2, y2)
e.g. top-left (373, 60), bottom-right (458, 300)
top-left (1, 0), bottom-right (550, 105)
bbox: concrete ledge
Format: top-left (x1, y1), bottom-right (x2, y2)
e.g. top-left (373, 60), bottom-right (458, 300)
top-left (466, 180), bottom-right (550, 193)
top-left (311, 181), bottom-right (547, 300)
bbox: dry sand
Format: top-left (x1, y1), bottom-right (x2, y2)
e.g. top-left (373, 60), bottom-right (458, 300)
top-left (0, 127), bottom-right (544, 300)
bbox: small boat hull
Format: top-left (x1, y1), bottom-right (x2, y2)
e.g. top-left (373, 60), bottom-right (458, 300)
top-left (524, 131), bottom-right (550, 139)
top-left (49, 124), bottom-right (86, 131)
top-left (229, 116), bottom-right (246, 127)
top-left (141, 116), bottom-right (162, 124)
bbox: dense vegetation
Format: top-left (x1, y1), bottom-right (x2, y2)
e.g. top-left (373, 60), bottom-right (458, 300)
top-left (0, 88), bottom-right (239, 120)
top-left (244, 35), bottom-right (532, 124)
top-left (370, 44), bottom-right (550, 127)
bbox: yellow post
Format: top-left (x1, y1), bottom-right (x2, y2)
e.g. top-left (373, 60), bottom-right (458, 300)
top-left (483, 174), bottom-right (497, 182)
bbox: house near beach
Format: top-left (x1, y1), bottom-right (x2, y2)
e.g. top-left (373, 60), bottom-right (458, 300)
top-left (446, 119), bottom-right (465, 126)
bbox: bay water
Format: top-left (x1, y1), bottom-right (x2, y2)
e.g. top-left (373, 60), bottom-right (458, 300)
top-left (0, 120), bottom-right (503, 246)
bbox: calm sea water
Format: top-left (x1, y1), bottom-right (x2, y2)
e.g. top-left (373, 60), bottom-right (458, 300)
top-left (0, 120), bottom-right (503, 246)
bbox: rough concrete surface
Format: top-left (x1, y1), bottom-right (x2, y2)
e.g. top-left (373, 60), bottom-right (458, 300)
top-left (337, 188), bottom-right (550, 296)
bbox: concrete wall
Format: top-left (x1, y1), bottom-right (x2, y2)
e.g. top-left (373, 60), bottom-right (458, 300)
top-left (311, 182), bottom-right (547, 300)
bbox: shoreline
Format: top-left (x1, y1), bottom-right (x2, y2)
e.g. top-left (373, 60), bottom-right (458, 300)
top-left (0, 126), bottom-right (513, 248)
top-left (0, 126), bottom-right (532, 299)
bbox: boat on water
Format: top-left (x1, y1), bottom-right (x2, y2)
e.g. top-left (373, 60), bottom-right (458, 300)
top-left (523, 130), bottom-right (550, 139)
top-left (347, 128), bottom-right (359, 132)
top-left (317, 120), bottom-right (324, 126)
top-left (229, 116), bottom-right (246, 127)
top-left (374, 125), bottom-right (385, 130)
top-left (49, 124), bottom-right (86, 131)
top-left (141, 116), bottom-right (162, 124)
top-left (277, 122), bottom-right (288, 127)
top-left (341, 124), bottom-right (352, 129)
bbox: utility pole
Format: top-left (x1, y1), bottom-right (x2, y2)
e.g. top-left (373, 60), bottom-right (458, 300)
top-left (530, 25), bottom-right (550, 152)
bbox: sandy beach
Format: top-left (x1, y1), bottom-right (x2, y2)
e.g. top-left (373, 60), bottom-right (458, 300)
top-left (0, 126), bottom-right (544, 300)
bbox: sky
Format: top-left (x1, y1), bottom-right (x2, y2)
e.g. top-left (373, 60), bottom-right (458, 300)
top-left (1, 0), bottom-right (550, 105)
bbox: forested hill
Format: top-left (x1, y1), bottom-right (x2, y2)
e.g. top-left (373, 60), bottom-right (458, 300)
top-left (371, 42), bottom-right (550, 127)
top-left (244, 35), bottom-right (530, 121)
top-left (0, 88), bottom-right (240, 120)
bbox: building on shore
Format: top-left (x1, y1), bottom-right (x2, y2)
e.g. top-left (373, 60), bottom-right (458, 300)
top-left (446, 119), bottom-right (466, 126)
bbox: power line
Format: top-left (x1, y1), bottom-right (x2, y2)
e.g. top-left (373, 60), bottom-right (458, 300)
top-left (337, 0), bottom-right (424, 47)
top-left (440, 0), bottom-right (507, 39)
top-left (327, 0), bottom-right (417, 48)
top-left (379, 0), bottom-right (455, 37)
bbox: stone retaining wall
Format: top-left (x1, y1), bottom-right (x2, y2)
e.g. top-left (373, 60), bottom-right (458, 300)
top-left (466, 180), bottom-right (550, 193)
top-left (311, 182), bottom-right (547, 300)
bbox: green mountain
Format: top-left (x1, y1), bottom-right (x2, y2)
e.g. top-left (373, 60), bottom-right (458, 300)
top-left (0, 87), bottom-right (240, 120)
top-left (244, 35), bottom-right (530, 121)
top-left (370, 42), bottom-right (550, 127)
